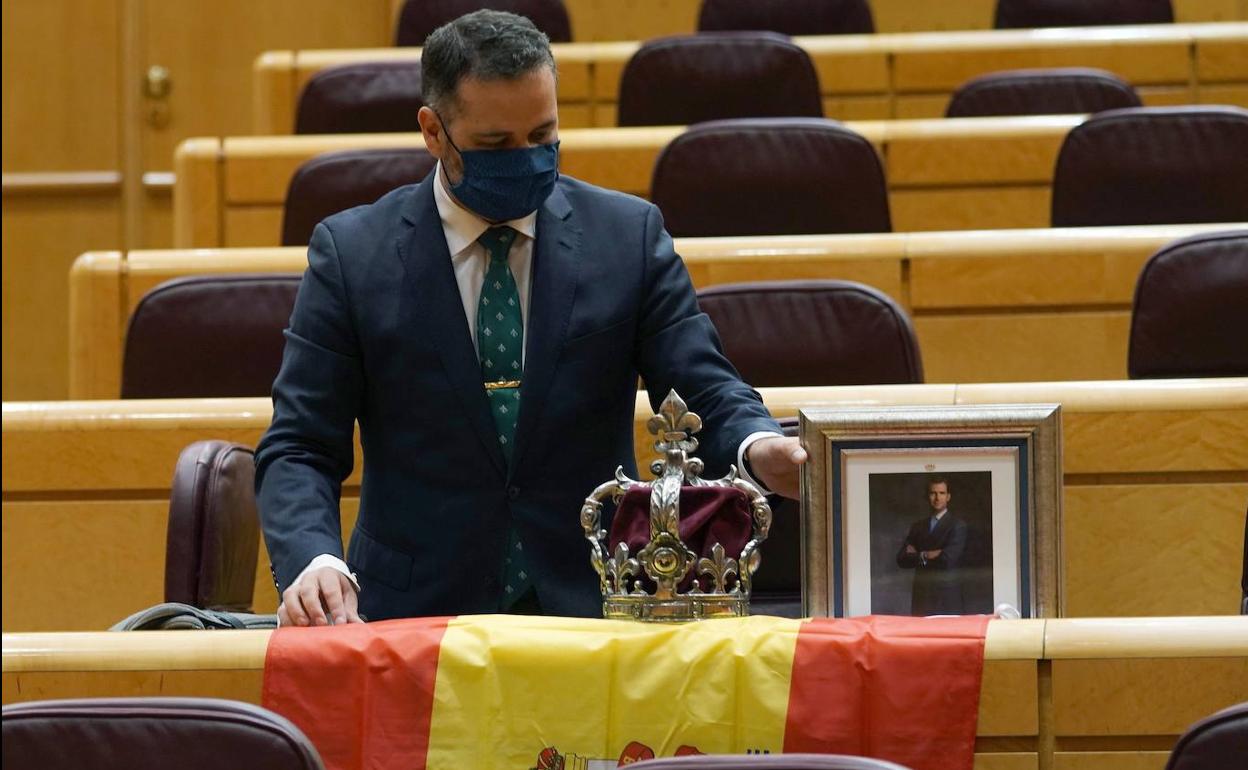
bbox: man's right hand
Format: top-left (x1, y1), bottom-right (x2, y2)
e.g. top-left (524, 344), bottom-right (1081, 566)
top-left (278, 566), bottom-right (364, 627)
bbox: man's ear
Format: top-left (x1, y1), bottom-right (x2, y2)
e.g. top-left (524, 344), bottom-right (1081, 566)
top-left (417, 106), bottom-right (444, 155)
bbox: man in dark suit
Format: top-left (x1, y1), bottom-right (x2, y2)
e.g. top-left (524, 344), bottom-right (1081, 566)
top-left (895, 476), bottom-right (968, 615)
top-left (256, 10), bottom-right (806, 627)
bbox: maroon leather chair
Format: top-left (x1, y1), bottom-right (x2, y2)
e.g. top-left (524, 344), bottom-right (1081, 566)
top-left (294, 61), bottom-right (424, 134)
top-left (995, 0), bottom-right (1173, 28)
top-left (394, 0), bottom-right (571, 45)
top-left (946, 68), bottom-right (1141, 118)
top-left (697, 280), bottom-right (923, 388)
top-left (282, 147), bottom-right (437, 245)
top-left (121, 275), bottom-right (301, 399)
top-left (1127, 230), bottom-right (1248, 379)
top-left (166, 441), bottom-right (259, 612)
top-left (697, 0), bottom-right (874, 35)
top-left (633, 754), bottom-right (914, 769)
top-left (2, 698), bottom-right (324, 770)
top-left (1165, 702), bottom-right (1248, 770)
top-left (617, 32), bottom-right (822, 127)
top-left (651, 118), bottom-right (889, 237)
top-left (1051, 106), bottom-right (1248, 227)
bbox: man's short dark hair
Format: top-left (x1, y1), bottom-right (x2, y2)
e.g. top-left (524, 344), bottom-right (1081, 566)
top-left (421, 10), bottom-right (556, 115)
top-left (926, 475), bottom-right (950, 490)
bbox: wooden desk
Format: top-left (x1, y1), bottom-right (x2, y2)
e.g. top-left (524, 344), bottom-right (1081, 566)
top-left (253, 23), bottom-right (1248, 131)
top-left (177, 114), bottom-right (1092, 247)
top-left (4, 380), bottom-right (1245, 632)
top-left (4, 617), bottom-right (1247, 770)
top-left (68, 223), bottom-right (1240, 399)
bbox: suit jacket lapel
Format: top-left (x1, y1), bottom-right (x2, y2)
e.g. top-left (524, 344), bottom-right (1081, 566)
top-left (511, 185), bottom-right (578, 476)
top-left (397, 176), bottom-right (507, 477)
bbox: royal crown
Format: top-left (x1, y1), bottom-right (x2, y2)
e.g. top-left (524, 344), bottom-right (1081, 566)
top-left (580, 390), bottom-right (773, 622)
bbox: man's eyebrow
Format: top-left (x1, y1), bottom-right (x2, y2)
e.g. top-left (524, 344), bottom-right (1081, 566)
top-left (470, 120), bottom-right (557, 140)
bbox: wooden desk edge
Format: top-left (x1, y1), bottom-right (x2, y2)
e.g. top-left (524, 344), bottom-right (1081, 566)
top-left (8, 617), bottom-right (1246, 673)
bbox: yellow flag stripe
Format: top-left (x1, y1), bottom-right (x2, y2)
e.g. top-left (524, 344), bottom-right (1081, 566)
top-left (426, 615), bottom-right (802, 769)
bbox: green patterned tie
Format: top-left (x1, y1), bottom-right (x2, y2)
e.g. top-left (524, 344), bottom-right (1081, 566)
top-left (477, 226), bottom-right (532, 609)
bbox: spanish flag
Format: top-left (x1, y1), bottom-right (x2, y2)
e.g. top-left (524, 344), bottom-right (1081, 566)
top-left (263, 615), bottom-right (988, 770)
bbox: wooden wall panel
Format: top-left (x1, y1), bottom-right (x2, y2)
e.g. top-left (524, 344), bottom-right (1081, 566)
top-left (1, 193), bottom-right (122, 401)
top-left (2, 0), bottom-right (123, 401)
top-left (1, 0), bottom-right (121, 172)
top-left (1052, 658), bottom-right (1248, 734)
top-left (1052, 754), bottom-right (1169, 770)
top-left (137, 0), bottom-right (390, 177)
top-left (1063, 483), bottom-right (1248, 617)
top-left (1, 500), bottom-right (168, 632)
top-left (913, 312), bottom-right (1129, 384)
top-left (2, 670), bottom-right (263, 705)
top-left (563, 0), bottom-right (701, 42)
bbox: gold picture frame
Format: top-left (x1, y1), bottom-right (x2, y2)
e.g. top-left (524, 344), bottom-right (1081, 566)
top-left (799, 404), bottom-right (1062, 618)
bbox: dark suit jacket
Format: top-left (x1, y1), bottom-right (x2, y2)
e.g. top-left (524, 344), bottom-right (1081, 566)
top-left (895, 512), bottom-right (968, 616)
top-left (255, 173), bottom-right (780, 620)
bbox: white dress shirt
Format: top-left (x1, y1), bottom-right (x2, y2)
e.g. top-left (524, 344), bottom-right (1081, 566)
top-left (285, 164), bottom-right (778, 608)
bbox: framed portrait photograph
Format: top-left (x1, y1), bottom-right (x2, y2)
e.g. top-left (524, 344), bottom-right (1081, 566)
top-left (799, 404), bottom-right (1062, 618)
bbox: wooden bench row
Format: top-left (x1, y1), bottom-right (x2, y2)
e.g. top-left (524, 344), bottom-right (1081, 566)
top-left (4, 617), bottom-right (1248, 770)
top-left (4, 379), bottom-right (1245, 632)
top-left (561, 0), bottom-right (1248, 41)
top-left (177, 114), bottom-right (1097, 247)
top-left (69, 223), bottom-right (1238, 399)
top-left (253, 22), bottom-right (1248, 131)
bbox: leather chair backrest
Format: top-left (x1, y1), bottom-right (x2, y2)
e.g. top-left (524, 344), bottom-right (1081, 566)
top-left (995, 0), bottom-right (1173, 28)
top-left (295, 61), bottom-right (424, 135)
top-left (632, 753), bottom-right (915, 769)
top-left (946, 68), bottom-right (1141, 118)
top-left (282, 147), bottom-right (437, 245)
top-left (617, 32), bottom-right (822, 127)
top-left (166, 441), bottom-right (259, 612)
top-left (651, 118), bottom-right (889, 237)
top-left (1127, 230), bottom-right (1248, 379)
top-left (697, 0), bottom-right (874, 35)
top-left (394, 0), bottom-right (572, 45)
top-left (2, 698), bottom-right (325, 770)
top-left (122, 275), bottom-right (301, 399)
top-left (1051, 106), bottom-right (1248, 227)
top-left (1165, 701), bottom-right (1248, 770)
top-left (697, 280), bottom-right (923, 388)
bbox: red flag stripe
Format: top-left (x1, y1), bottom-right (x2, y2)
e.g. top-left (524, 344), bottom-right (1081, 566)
top-left (263, 616), bottom-right (451, 770)
top-left (784, 615), bottom-right (990, 770)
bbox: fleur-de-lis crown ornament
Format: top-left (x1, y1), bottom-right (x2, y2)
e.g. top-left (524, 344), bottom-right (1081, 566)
top-left (580, 390), bottom-right (773, 622)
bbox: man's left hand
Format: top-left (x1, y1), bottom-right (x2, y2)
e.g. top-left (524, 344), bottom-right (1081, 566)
top-left (746, 436), bottom-right (807, 500)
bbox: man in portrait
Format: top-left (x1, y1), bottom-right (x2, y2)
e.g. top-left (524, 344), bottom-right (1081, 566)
top-left (895, 476), bottom-right (968, 615)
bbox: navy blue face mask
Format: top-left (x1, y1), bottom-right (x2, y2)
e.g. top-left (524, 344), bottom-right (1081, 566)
top-left (439, 117), bottom-right (560, 222)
